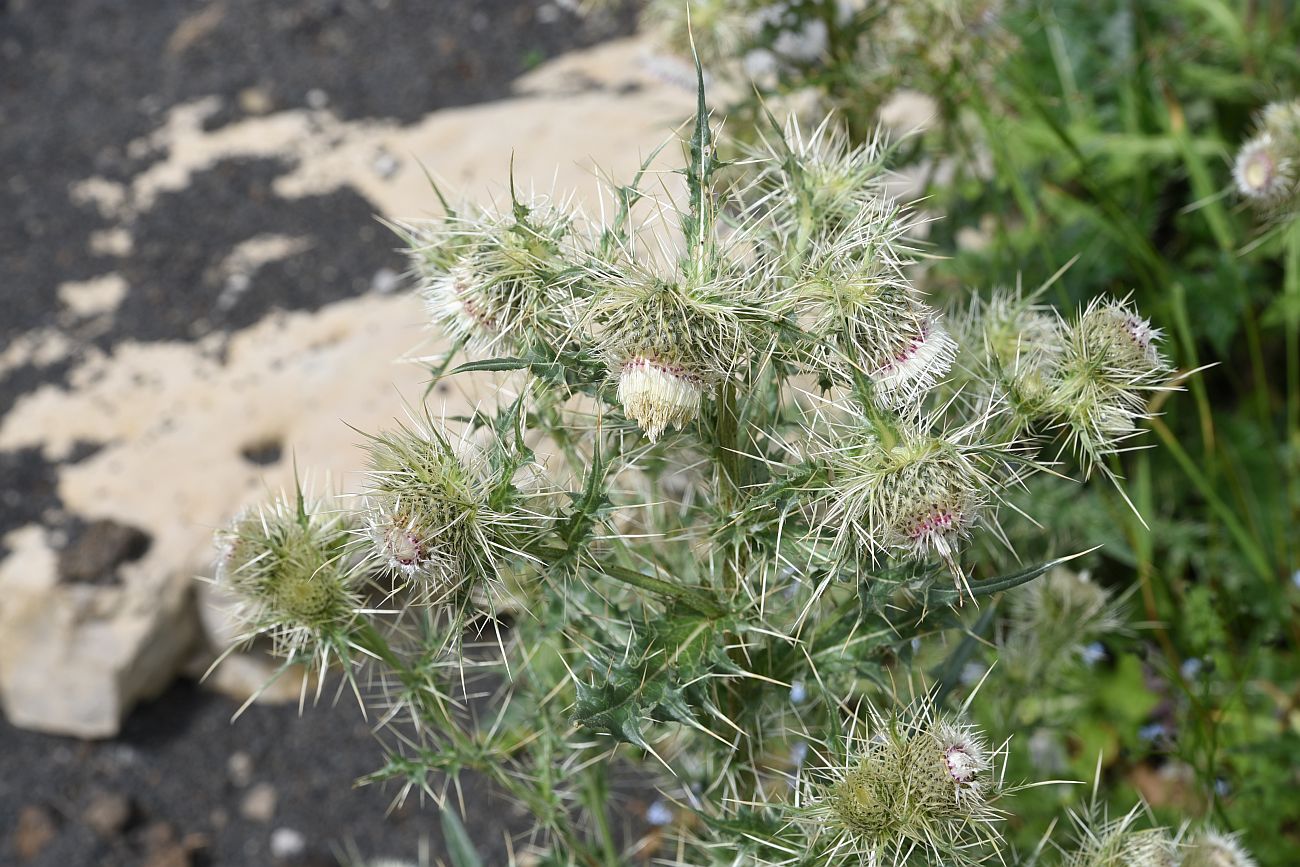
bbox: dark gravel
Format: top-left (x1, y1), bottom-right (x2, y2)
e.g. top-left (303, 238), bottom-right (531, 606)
top-left (0, 680), bottom-right (526, 866)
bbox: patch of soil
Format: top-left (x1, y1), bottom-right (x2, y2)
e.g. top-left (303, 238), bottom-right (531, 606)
top-left (0, 680), bottom-right (525, 866)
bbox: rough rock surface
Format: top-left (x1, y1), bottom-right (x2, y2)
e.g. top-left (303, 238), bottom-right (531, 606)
top-left (0, 9), bottom-right (694, 737)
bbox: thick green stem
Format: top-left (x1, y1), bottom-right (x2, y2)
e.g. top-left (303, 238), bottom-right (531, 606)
top-left (715, 378), bottom-right (744, 594)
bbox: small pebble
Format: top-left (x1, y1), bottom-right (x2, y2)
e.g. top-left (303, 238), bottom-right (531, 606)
top-left (240, 782), bottom-right (277, 823)
top-left (82, 789), bottom-right (133, 837)
top-left (645, 800), bottom-right (672, 826)
top-left (269, 826), bottom-right (306, 859)
top-left (227, 750), bottom-right (254, 787)
top-left (12, 805), bottom-right (58, 860)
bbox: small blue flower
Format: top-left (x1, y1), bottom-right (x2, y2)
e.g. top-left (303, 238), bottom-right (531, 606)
top-left (1180, 657), bottom-right (1203, 680)
top-left (646, 800), bottom-right (672, 826)
top-left (1080, 642), bottom-right (1106, 666)
top-left (1138, 722), bottom-right (1166, 743)
top-left (790, 680), bottom-right (807, 704)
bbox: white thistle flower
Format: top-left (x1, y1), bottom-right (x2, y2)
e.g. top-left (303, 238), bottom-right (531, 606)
top-left (424, 260), bottom-right (500, 347)
top-left (1261, 99), bottom-right (1300, 139)
top-left (1233, 133), bottom-right (1295, 204)
top-left (816, 419), bottom-right (1008, 585)
top-left (867, 314), bottom-right (958, 407)
top-left (360, 419), bottom-right (548, 603)
top-left (586, 269), bottom-right (760, 442)
top-left (790, 270), bottom-right (953, 407)
top-left (616, 356), bottom-right (705, 441)
top-left (931, 718), bottom-right (991, 805)
top-left (408, 196), bottom-right (585, 353)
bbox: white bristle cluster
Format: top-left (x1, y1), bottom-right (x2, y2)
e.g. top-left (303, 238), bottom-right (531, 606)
top-left (617, 357), bottom-right (705, 441)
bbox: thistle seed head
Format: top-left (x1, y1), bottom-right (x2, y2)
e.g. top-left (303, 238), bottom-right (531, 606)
top-left (1182, 828), bottom-right (1257, 867)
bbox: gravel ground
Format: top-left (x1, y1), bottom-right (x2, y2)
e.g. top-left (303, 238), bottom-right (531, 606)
top-left (0, 1), bottom-right (639, 863)
top-left (0, 680), bottom-right (524, 866)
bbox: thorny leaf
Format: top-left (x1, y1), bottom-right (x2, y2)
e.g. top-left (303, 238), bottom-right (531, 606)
top-left (572, 606), bottom-right (740, 747)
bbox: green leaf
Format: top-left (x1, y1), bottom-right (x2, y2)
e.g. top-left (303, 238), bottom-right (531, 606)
top-left (683, 35), bottom-right (715, 276)
top-left (572, 607), bottom-right (738, 746)
top-left (440, 803), bottom-right (484, 867)
top-left (446, 356), bottom-right (536, 374)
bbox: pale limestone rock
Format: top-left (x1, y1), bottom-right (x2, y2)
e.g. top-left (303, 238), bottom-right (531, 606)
top-left (0, 36), bottom-right (695, 735)
top-left (0, 533), bottom-right (199, 737)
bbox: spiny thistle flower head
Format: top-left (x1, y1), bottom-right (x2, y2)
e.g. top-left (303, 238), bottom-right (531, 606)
top-left (589, 269), bottom-right (759, 440)
top-left (1233, 100), bottom-right (1300, 214)
top-left (1048, 297), bottom-right (1172, 465)
top-left (867, 310), bottom-right (958, 408)
top-left (744, 119), bottom-right (905, 258)
top-left (1065, 828), bottom-right (1179, 867)
top-left (1261, 98), bottom-right (1300, 140)
top-left (798, 700), bottom-right (1005, 866)
top-left (1181, 828), bottom-right (1257, 867)
top-left (961, 289), bottom-right (1066, 414)
top-left (1061, 807), bottom-right (1180, 867)
top-left (361, 419), bottom-right (545, 599)
top-left (817, 419), bottom-right (999, 581)
top-left (409, 197), bottom-right (585, 354)
top-left (792, 269), bottom-right (956, 409)
top-left (214, 486), bottom-right (359, 663)
top-left (1008, 568), bottom-right (1122, 654)
top-left (847, 0), bottom-right (1018, 112)
top-left (643, 0), bottom-right (753, 67)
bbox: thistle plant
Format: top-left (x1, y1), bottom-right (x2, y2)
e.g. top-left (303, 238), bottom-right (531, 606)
top-left (207, 63), bottom-right (1222, 866)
